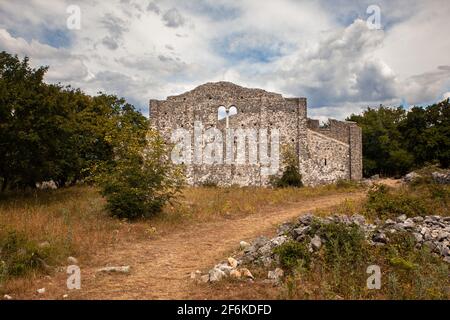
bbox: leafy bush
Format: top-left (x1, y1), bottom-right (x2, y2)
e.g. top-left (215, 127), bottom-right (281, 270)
top-left (364, 184), bottom-right (428, 219)
top-left (96, 129), bottom-right (185, 220)
top-left (270, 145), bottom-right (303, 188)
top-left (0, 231), bottom-right (49, 281)
top-left (274, 241), bottom-right (311, 271)
top-left (309, 220), bottom-right (367, 268)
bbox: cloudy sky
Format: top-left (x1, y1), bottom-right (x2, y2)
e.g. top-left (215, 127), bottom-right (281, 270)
top-left (1, 0), bottom-right (449, 121)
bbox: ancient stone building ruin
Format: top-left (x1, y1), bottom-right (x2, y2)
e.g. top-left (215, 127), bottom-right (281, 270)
top-left (150, 82), bottom-right (362, 186)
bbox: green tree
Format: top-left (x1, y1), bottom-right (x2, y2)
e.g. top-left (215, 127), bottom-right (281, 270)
top-left (347, 106), bottom-right (414, 177)
top-left (270, 144), bottom-right (303, 188)
top-left (348, 101), bottom-right (450, 177)
top-left (0, 51), bottom-right (149, 191)
top-left (96, 127), bottom-right (185, 220)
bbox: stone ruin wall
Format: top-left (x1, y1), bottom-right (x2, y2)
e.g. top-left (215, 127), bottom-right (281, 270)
top-left (149, 82), bottom-right (362, 186)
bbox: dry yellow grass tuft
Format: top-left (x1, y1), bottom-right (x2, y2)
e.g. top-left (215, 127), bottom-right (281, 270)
top-left (0, 187), bottom-right (120, 263)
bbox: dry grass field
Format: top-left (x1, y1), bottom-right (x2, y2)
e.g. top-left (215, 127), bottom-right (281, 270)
top-left (0, 182), bottom-right (364, 298)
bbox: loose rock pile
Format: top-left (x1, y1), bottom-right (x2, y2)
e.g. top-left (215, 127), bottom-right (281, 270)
top-left (432, 172), bottom-right (450, 184)
top-left (403, 170), bottom-right (450, 184)
top-left (197, 213), bottom-right (450, 284)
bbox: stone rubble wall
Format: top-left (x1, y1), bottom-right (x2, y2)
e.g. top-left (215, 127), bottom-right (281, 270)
top-left (196, 213), bottom-right (450, 284)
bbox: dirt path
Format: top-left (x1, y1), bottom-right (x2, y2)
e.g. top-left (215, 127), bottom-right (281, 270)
top-left (50, 191), bottom-right (364, 300)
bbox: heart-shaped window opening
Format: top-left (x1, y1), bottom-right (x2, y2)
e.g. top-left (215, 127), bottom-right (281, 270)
top-left (218, 105), bottom-right (238, 121)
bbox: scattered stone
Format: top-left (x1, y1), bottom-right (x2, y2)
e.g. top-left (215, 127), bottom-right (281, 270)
top-left (190, 270), bottom-right (202, 280)
top-left (200, 275), bottom-right (210, 283)
top-left (412, 232), bottom-right (423, 243)
top-left (404, 172), bottom-right (421, 183)
top-left (37, 288), bottom-right (46, 294)
top-left (67, 257), bottom-right (78, 265)
top-left (62, 294), bottom-right (69, 299)
top-left (227, 257), bottom-right (238, 269)
top-left (432, 172), bottom-right (450, 184)
top-left (351, 214), bottom-right (366, 225)
top-left (310, 235), bottom-right (322, 251)
top-left (268, 268), bottom-right (284, 282)
top-left (97, 266), bottom-right (130, 274)
top-left (403, 219), bottom-right (415, 229)
top-left (397, 214), bottom-right (407, 222)
top-left (216, 263), bottom-right (233, 275)
top-left (245, 236), bottom-right (269, 254)
top-left (3, 294), bottom-right (12, 300)
top-left (239, 241), bottom-right (250, 250)
top-left (240, 268), bottom-right (254, 280)
top-left (258, 243), bottom-right (273, 256)
top-left (230, 270), bottom-right (242, 279)
top-left (299, 214), bottom-right (313, 225)
top-left (370, 174), bottom-right (380, 180)
top-left (277, 222), bottom-right (294, 236)
top-left (36, 180), bottom-right (58, 190)
top-left (293, 228), bottom-right (309, 241)
top-left (209, 268), bottom-right (226, 282)
top-left (271, 235), bottom-right (288, 247)
top-left (373, 232), bottom-right (388, 244)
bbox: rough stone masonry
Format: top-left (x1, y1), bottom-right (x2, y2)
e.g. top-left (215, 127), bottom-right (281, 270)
top-left (149, 82), bottom-right (362, 186)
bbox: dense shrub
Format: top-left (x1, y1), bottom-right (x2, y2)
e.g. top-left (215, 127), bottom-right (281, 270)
top-left (364, 184), bottom-right (428, 219)
top-left (274, 241), bottom-right (311, 271)
top-left (270, 145), bottom-right (303, 188)
top-left (0, 231), bottom-right (49, 281)
top-left (97, 129), bottom-right (185, 220)
top-left (309, 220), bottom-right (367, 268)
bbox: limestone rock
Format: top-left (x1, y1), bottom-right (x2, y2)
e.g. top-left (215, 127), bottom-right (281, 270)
top-left (190, 270), bottom-right (202, 281)
top-left (432, 172), bottom-right (450, 184)
top-left (97, 266), bottom-right (130, 274)
top-left (209, 268), bottom-right (226, 282)
top-left (268, 268), bottom-right (284, 282)
top-left (310, 235), bottom-right (322, 251)
top-left (277, 222), bottom-right (294, 236)
top-left (37, 288), bottom-right (46, 294)
top-left (230, 269), bottom-right (242, 279)
top-left (299, 214), bottom-right (313, 225)
top-left (404, 172), bottom-right (421, 183)
top-left (67, 256), bottom-right (78, 265)
top-left (240, 268), bottom-right (254, 280)
top-left (373, 232), bottom-right (388, 244)
top-left (227, 257), bottom-right (238, 269)
top-left (239, 241), bottom-right (250, 250)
